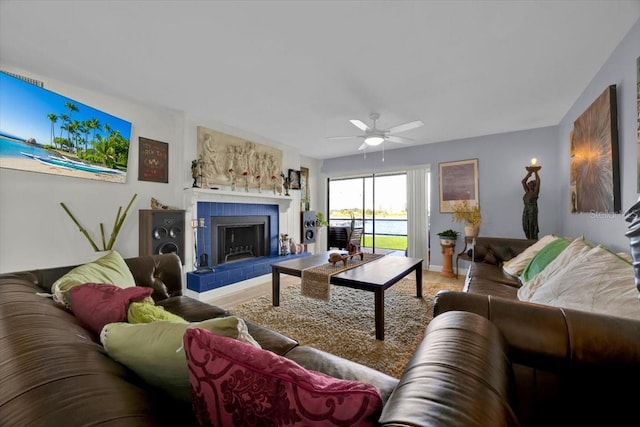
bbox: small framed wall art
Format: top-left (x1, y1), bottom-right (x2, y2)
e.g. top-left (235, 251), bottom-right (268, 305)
top-left (439, 158), bottom-right (479, 213)
top-left (138, 137), bottom-right (169, 183)
top-left (289, 169), bottom-right (301, 190)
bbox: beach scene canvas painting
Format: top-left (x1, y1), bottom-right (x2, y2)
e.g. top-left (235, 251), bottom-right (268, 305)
top-left (0, 71), bottom-right (132, 183)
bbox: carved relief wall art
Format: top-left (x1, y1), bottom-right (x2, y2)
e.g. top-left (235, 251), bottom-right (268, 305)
top-left (197, 126), bottom-right (283, 191)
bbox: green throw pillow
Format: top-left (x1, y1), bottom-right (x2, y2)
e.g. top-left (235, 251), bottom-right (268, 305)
top-left (520, 237), bottom-right (571, 283)
top-left (51, 250), bottom-right (136, 306)
top-left (127, 299), bottom-right (187, 324)
top-left (100, 316), bottom-right (261, 402)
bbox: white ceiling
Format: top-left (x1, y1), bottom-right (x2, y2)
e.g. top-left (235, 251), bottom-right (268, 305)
top-left (1, 1), bottom-right (639, 160)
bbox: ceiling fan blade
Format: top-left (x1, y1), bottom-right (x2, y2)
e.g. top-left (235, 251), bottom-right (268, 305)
top-left (386, 135), bottom-right (414, 144)
top-left (350, 119), bottom-right (370, 131)
top-left (387, 120), bottom-right (424, 134)
top-left (327, 135), bottom-right (359, 140)
top-left (357, 142), bottom-right (368, 151)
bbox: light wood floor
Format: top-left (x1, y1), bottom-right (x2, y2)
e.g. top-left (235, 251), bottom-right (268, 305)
top-left (208, 269), bottom-right (464, 310)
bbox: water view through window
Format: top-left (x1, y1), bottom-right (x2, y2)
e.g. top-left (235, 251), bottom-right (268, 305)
top-left (328, 173), bottom-right (407, 252)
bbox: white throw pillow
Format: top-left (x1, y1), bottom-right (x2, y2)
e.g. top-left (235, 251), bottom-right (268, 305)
top-left (528, 245), bottom-right (640, 320)
top-left (502, 234), bottom-right (557, 277)
top-left (518, 236), bottom-right (592, 301)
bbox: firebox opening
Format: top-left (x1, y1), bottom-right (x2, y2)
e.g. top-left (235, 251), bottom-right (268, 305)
top-left (211, 215), bottom-right (270, 266)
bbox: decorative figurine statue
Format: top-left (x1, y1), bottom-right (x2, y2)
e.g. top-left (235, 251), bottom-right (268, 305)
top-left (522, 169), bottom-right (541, 240)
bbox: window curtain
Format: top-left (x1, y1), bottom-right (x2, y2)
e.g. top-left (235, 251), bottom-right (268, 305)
top-left (406, 168), bottom-right (429, 265)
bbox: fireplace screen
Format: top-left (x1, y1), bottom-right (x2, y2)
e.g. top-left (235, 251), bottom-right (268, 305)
top-left (211, 215), bottom-right (270, 265)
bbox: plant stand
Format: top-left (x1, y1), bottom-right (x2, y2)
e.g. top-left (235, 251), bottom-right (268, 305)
top-left (440, 244), bottom-right (455, 278)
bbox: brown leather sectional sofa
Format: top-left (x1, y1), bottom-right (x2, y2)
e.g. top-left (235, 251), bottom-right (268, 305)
top-left (433, 236), bottom-right (640, 426)
top-left (1, 252), bottom-right (525, 427)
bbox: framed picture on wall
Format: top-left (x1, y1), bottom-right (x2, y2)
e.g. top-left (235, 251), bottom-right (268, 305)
top-left (289, 169), bottom-right (301, 190)
top-left (300, 166), bottom-right (309, 201)
top-left (439, 158), bottom-right (479, 213)
top-left (138, 137), bottom-right (169, 183)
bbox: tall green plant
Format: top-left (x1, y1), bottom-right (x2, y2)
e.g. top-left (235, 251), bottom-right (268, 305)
top-left (61, 193), bottom-right (138, 251)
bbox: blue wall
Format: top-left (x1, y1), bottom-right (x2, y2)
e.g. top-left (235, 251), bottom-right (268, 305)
top-left (322, 17), bottom-right (640, 267)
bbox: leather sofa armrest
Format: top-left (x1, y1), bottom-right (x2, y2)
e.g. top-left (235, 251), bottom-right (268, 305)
top-left (379, 311), bottom-right (518, 427)
top-left (125, 253), bottom-right (184, 301)
top-left (433, 291), bottom-right (640, 372)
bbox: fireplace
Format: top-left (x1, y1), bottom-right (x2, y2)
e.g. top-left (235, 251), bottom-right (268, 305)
top-left (211, 215), bottom-right (270, 266)
top-left (194, 201), bottom-right (280, 270)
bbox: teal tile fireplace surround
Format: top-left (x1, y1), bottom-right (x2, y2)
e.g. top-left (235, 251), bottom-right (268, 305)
top-left (186, 252), bottom-right (310, 293)
top-left (187, 201), bottom-right (310, 293)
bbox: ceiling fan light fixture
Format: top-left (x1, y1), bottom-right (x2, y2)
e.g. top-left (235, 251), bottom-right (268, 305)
top-left (365, 135), bottom-right (384, 146)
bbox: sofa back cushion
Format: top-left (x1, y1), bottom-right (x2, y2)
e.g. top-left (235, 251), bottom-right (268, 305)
top-left (502, 235), bottom-right (557, 276)
top-left (183, 327), bottom-right (384, 427)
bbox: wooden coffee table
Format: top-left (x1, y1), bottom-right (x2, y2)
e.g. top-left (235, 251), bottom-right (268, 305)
top-left (271, 252), bottom-right (423, 340)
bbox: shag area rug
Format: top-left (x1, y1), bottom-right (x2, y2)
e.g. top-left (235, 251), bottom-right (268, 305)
top-left (228, 272), bottom-right (463, 378)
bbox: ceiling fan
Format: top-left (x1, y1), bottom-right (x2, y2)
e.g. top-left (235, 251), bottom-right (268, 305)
top-left (327, 112), bottom-right (424, 151)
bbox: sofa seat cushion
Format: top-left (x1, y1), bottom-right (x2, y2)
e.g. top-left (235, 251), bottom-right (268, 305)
top-left (465, 263), bottom-right (521, 296)
top-left (183, 327), bottom-right (384, 427)
top-left (526, 245), bottom-right (640, 320)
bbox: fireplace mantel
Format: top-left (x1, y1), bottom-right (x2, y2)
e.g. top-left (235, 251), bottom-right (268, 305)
top-left (183, 188), bottom-right (292, 211)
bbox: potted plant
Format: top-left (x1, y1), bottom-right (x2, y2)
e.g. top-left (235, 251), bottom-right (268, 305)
top-left (315, 212), bottom-right (329, 228)
top-left (437, 229), bottom-right (460, 246)
top-left (452, 200), bottom-right (481, 237)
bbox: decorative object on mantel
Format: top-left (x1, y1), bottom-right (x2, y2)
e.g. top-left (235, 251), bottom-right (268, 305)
top-left (228, 168), bottom-right (236, 191)
top-left (191, 156), bottom-right (204, 188)
top-left (271, 175), bottom-right (278, 194)
top-left (197, 126), bottom-right (283, 191)
top-left (255, 174), bottom-right (261, 193)
top-left (242, 171), bottom-right (249, 192)
top-left (451, 199), bottom-right (481, 238)
top-left (60, 193), bottom-right (138, 251)
top-left (281, 172), bottom-right (291, 196)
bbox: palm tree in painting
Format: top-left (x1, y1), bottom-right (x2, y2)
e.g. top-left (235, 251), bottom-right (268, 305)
top-left (93, 134), bottom-right (115, 167)
top-left (86, 118), bottom-right (102, 150)
top-left (47, 113), bottom-right (58, 149)
top-left (64, 102), bottom-right (78, 151)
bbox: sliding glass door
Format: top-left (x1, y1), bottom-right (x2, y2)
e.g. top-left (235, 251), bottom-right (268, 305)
top-left (328, 173), bottom-right (407, 254)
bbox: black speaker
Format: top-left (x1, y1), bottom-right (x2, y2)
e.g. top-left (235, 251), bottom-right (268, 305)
top-left (139, 209), bottom-right (185, 264)
top-left (301, 210), bottom-right (317, 244)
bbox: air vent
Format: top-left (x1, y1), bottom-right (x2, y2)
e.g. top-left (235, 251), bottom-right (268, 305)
top-left (1, 70), bottom-right (44, 87)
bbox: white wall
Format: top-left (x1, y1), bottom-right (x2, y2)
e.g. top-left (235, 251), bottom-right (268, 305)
top-left (0, 65), bottom-right (184, 272)
top-left (0, 66), bottom-right (311, 273)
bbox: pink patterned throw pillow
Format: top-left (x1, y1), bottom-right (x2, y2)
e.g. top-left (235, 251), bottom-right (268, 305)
top-left (183, 328), bottom-right (383, 427)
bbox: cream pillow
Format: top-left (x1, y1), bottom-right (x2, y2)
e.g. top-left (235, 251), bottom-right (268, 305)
top-left (528, 245), bottom-right (640, 320)
top-left (502, 234), bottom-right (557, 276)
top-left (518, 236), bottom-right (592, 301)
top-left (51, 250), bottom-right (136, 306)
